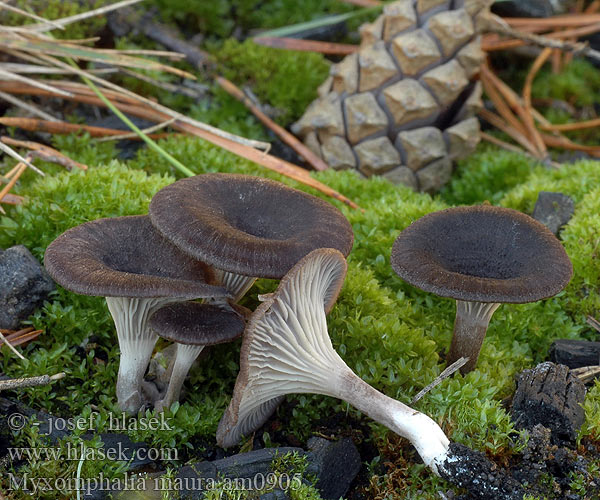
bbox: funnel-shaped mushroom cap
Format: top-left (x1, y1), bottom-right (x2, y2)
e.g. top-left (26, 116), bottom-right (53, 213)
top-left (149, 302), bottom-right (245, 346)
top-left (217, 248), bottom-right (347, 447)
top-left (148, 174), bottom-right (354, 279)
top-left (44, 215), bottom-right (230, 299)
top-left (391, 205), bottom-right (572, 303)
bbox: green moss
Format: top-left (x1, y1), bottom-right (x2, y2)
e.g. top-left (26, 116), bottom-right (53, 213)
top-left (3, 134), bottom-right (600, 499)
top-left (531, 60), bottom-right (600, 108)
top-left (500, 160), bottom-right (600, 214)
top-left (560, 186), bottom-right (600, 320)
top-left (214, 39), bottom-right (330, 125)
top-left (440, 144), bottom-right (536, 205)
top-left (149, 0), bottom-right (360, 39)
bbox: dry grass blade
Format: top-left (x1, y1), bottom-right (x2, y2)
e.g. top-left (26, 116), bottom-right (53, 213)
top-left (216, 76), bottom-right (330, 171)
top-left (0, 39), bottom-right (195, 79)
top-left (522, 48), bottom-right (552, 156)
top-left (26, 0), bottom-right (143, 32)
top-left (0, 67), bottom-right (73, 97)
top-left (0, 62), bottom-right (116, 75)
top-left (31, 55), bottom-right (271, 151)
top-left (0, 116), bottom-right (170, 140)
top-left (0, 141), bottom-right (43, 175)
top-left (253, 37), bottom-right (358, 55)
top-left (0, 329), bottom-right (26, 360)
top-left (0, 0), bottom-right (64, 29)
top-left (0, 89), bottom-right (58, 121)
top-left (587, 315), bottom-right (600, 333)
top-left (411, 357), bottom-right (469, 404)
top-left (0, 81), bottom-right (358, 206)
top-left (96, 118), bottom-right (176, 142)
top-left (0, 136), bottom-right (87, 171)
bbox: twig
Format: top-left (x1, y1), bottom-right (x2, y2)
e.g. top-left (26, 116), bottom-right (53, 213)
top-left (96, 118), bottom-right (176, 142)
top-left (411, 357), bottom-right (469, 404)
top-left (0, 372), bottom-right (65, 392)
top-left (488, 22), bottom-right (600, 62)
top-left (216, 77), bottom-right (330, 171)
top-left (504, 14), bottom-right (600, 28)
top-left (0, 137), bottom-right (87, 171)
top-left (540, 118), bottom-right (600, 132)
top-left (0, 330), bottom-right (26, 360)
top-left (587, 315), bottom-right (600, 333)
top-left (0, 89), bottom-right (59, 121)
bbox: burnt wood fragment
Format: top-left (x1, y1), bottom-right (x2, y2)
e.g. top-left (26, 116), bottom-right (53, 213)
top-left (549, 339), bottom-right (600, 369)
top-left (511, 362), bottom-right (586, 444)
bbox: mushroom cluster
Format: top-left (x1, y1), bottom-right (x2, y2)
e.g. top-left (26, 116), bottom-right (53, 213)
top-left (44, 174), bottom-right (354, 414)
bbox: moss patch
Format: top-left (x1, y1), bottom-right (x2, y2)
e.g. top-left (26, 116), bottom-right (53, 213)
top-left (1, 137), bottom-right (599, 499)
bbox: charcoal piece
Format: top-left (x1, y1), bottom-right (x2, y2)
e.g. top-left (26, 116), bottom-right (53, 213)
top-left (511, 362), bottom-right (586, 444)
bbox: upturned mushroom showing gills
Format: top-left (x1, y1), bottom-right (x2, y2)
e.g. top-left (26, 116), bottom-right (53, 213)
top-left (149, 301), bottom-right (245, 411)
top-left (217, 248), bottom-right (450, 474)
top-left (148, 173), bottom-right (354, 294)
top-left (43, 215), bottom-right (230, 413)
top-left (391, 205), bottom-right (573, 373)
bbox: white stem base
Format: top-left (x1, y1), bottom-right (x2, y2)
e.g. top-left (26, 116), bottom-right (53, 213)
top-left (107, 296), bottom-right (178, 414)
top-left (155, 344), bottom-right (204, 412)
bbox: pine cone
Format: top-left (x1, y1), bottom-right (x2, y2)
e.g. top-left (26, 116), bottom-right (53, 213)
top-left (292, 0), bottom-right (491, 192)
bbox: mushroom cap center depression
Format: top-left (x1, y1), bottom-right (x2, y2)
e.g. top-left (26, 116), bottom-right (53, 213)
top-left (391, 205), bottom-right (572, 303)
top-left (149, 174), bottom-right (354, 279)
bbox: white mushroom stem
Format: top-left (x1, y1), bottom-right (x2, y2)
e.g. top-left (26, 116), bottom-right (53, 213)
top-left (155, 344), bottom-right (204, 412)
top-left (106, 296), bottom-right (179, 414)
top-left (448, 300), bottom-right (501, 374)
top-left (217, 249), bottom-right (450, 474)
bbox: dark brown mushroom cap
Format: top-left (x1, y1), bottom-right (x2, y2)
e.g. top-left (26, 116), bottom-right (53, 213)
top-left (148, 173), bottom-right (354, 279)
top-left (391, 205), bottom-right (573, 303)
top-left (44, 215), bottom-right (230, 299)
top-left (149, 301), bottom-right (245, 346)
